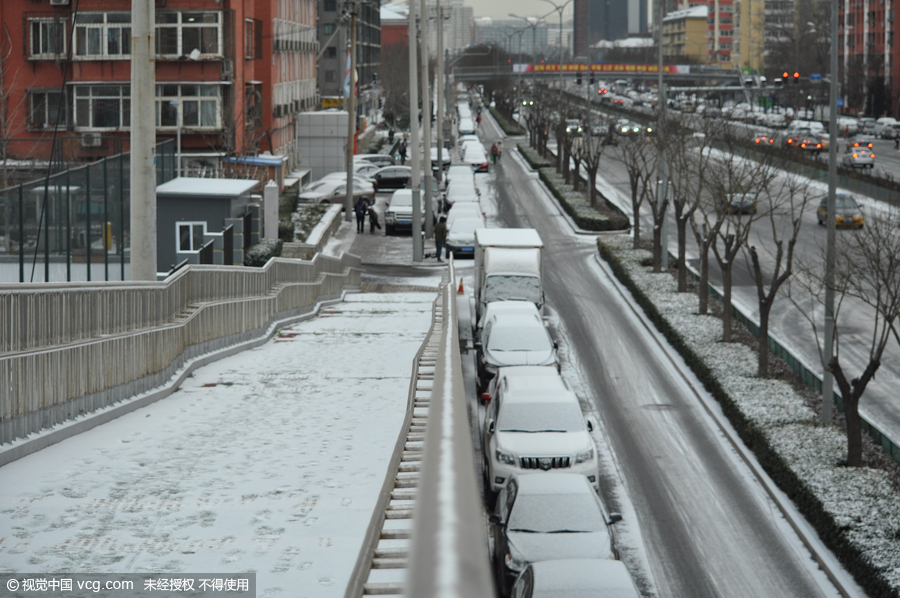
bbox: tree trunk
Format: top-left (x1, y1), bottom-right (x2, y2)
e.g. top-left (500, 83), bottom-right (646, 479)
top-left (632, 184), bottom-right (641, 249)
top-left (652, 222), bottom-right (663, 273)
top-left (758, 300), bottom-right (771, 378)
top-left (722, 263), bottom-right (732, 342)
top-left (588, 166), bottom-right (598, 207)
top-left (699, 242), bottom-right (710, 315)
top-left (676, 218), bottom-right (688, 292)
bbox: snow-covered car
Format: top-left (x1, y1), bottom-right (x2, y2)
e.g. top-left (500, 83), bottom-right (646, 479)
top-left (430, 147), bottom-right (451, 171)
top-left (352, 161), bottom-right (381, 178)
top-left (384, 188), bottom-right (437, 235)
top-left (445, 202), bottom-right (484, 229)
top-left (444, 178), bottom-right (480, 210)
top-left (510, 559), bottom-right (640, 598)
top-left (476, 310), bottom-right (558, 387)
top-left (463, 143), bottom-right (490, 172)
top-left (298, 178), bottom-right (373, 205)
top-left (444, 216), bottom-right (486, 258)
top-left (354, 153), bottom-right (394, 168)
top-left (816, 193), bottom-right (864, 228)
top-left (444, 164), bottom-right (475, 187)
top-left (481, 366), bottom-right (597, 497)
top-left (458, 117), bottom-right (477, 135)
top-left (370, 165), bottom-right (412, 190)
top-left (841, 146), bottom-right (875, 169)
top-left (490, 473), bottom-right (620, 594)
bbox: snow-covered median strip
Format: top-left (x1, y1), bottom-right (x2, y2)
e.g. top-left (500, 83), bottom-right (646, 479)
top-left (599, 234), bottom-right (900, 597)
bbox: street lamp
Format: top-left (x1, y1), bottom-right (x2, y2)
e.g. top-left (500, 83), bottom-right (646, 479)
top-left (169, 99), bottom-right (181, 178)
top-left (538, 0), bottom-right (574, 88)
top-left (509, 14), bottom-right (545, 95)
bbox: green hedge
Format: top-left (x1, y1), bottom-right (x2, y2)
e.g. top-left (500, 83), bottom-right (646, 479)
top-left (596, 239), bottom-right (898, 598)
top-left (518, 143), bottom-right (629, 232)
top-left (244, 239), bottom-right (284, 267)
top-left (490, 107), bottom-right (525, 136)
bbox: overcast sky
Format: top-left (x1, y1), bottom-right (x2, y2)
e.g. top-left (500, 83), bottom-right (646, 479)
top-left (464, 0), bottom-right (573, 22)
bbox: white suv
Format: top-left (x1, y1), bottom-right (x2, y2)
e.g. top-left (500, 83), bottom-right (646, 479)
top-left (482, 366), bottom-right (599, 497)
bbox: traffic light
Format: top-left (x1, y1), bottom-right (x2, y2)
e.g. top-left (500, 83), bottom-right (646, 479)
top-left (576, 73), bottom-right (582, 85)
top-left (793, 72), bottom-right (800, 84)
top-left (589, 72), bottom-right (595, 85)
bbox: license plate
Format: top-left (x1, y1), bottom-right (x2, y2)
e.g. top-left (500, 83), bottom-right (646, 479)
top-left (461, 247), bottom-right (474, 252)
top-left (398, 220), bottom-right (410, 225)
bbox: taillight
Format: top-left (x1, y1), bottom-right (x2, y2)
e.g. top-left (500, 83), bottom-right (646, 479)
top-left (870, 153), bottom-right (875, 158)
top-left (852, 153), bottom-right (859, 158)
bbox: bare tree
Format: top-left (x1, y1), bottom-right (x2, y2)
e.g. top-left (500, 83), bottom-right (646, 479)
top-left (577, 116), bottom-right (614, 208)
top-left (790, 211), bottom-right (900, 466)
top-left (743, 172), bottom-right (813, 377)
top-left (615, 132), bottom-right (657, 249)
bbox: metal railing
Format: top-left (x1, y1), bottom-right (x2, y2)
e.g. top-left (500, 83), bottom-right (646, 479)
top-left (0, 252), bottom-right (362, 449)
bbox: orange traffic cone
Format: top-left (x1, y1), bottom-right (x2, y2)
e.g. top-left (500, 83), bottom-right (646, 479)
top-left (457, 278), bottom-right (464, 294)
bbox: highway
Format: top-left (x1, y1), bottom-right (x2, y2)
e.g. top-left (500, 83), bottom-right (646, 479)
top-left (476, 114), bottom-right (844, 598)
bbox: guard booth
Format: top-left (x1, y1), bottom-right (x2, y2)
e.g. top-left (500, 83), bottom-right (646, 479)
top-left (155, 177), bottom-right (260, 273)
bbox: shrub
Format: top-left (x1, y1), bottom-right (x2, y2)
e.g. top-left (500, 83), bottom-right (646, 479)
top-left (244, 238), bottom-right (283, 267)
top-left (490, 107), bottom-right (525, 136)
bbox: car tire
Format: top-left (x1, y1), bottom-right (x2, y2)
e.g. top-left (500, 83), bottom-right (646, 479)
top-left (817, 216), bottom-right (825, 226)
top-left (385, 225), bottom-right (394, 236)
top-left (483, 457), bottom-right (497, 509)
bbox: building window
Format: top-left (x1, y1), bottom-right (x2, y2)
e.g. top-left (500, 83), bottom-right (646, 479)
top-left (30, 90), bottom-right (67, 129)
top-left (74, 85), bottom-right (130, 129)
top-left (323, 23), bottom-right (336, 35)
top-left (74, 12), bottom-right (131, 58)
top-left (29, 18), bottom-right (66, 59)
top-left (177, 222), bottom-right (207, 252)
top-left (245, 18), bottom-right (263, 59)
top-left (155, 84), bottom-right (221, 129)
top-left (156, 11), bottom-right (222, 57)
top-left (324, 70), bottom-right (336, 82)
top-left (325, 46), bottom-right (337, 58)
top-left (324, 0), bottom-right (337, 10)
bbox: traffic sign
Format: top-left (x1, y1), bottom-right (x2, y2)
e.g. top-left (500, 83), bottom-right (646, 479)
top-left (810, 73), bottom-right (823, 81)
top-left (837, 97), bottom-right (844, 107)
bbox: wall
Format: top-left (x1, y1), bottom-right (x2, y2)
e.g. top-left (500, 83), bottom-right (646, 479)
top-left (295, 111), bottom-right (350, 180)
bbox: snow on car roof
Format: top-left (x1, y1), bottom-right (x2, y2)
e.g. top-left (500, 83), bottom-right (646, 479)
top-left (475, 228), bottom-right (543, 247)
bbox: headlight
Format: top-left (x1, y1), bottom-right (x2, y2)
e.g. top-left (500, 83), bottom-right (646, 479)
top-left (505, 553), bottom-right (527, 572)
top-left (496, 448), bottom-right (516, 466)
top-left (575, 448), bottom-right (594, 464)
top-left (386, 211), bottom-right (395, 219)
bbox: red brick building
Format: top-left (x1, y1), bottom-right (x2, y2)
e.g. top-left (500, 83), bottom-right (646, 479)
top-left (0, 0), bottom-right (316, 172)
top-left (839, 0), bottom-right (898, 116)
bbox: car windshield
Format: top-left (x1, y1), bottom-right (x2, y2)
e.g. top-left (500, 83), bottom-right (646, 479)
top-left (450, 219), bottom-right (483, 234)
top-left (484, 275), bottom-right (542, 305)
top-left (835, 196), bottom-right (860, 210)
top-left (498, 402), bottom-right (585, 433)
top-left (507, 492), bottom-right (603, 533)
top-left (392, 194), bottom-right (412, 207)
top-left (486, 325), bottom-right (550, 352)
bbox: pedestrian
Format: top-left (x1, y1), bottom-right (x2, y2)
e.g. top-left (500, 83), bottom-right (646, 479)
top-left (388, 127), bottom-right (395, 145)
top-left (476, 114), bottom-right (482, 128)
top-left (895, 136), bottom-right (899, 150)
top-left (354, 197), bottom-right (368, 234)
top-left (490, 143), bottom-right (498, 163)
top-left (434, 216), bottom-right (448, 262)
top-left (368, 206), bottom-right (382, 233)
top-left (398, 141), bottom-right (408, 165)
top-left (497, 140), bottom-right (503, 161)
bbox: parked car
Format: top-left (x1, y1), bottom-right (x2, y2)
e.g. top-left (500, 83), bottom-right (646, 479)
top-left (816, 193), bottom-right (864, 228)
top-left (371, 165), bottom-right (412, 190)
top-left (352, 161), bottom-right (381, 178)
top-left (857, 117), bottom-right (877, 134)
top-left (444, 164), bottom-right (476, 187)
top-left (354, 153), bottom-right (395, 168)
top-left (841, 145), bottom-right (875, 169)
top-left (445, 202), bottom-right (484, 228)
top-left (298, 179), bottom-right (373, 205)
top-left (476, 308), bottom-right (558, 388)
top-left (510, 559), bottom-right (640, 598)
top-left (458, 117), bottom-right (477, 135)
top-left (445, 217), bottom-right (487, 258)
top-left (430, 147), bottom-right (451, 171)
top-left (384, 188), bottom-right (437, 235)
top-left (445, 177), bottom-right (480, 208)
top-left (463, 143), bottom-right (490, 172)
top-left (874, 116), bottom-right (899, 138)
top-left (490, 473), bottom-right (621, 595)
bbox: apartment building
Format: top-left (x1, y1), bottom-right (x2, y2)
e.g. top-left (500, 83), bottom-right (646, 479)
top-left (662, 5), bottom-right (709, 62)
top-left (0, 0), bottom-right (317, 171)
top-left (840, 0), bottom-right (898, 115)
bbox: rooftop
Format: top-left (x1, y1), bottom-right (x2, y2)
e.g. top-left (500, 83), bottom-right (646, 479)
top-left (156, 177), bottom-right (260, 197)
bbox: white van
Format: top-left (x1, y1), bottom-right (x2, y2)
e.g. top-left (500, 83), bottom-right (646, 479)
top-left (874, 117), bottom-right (899, 138)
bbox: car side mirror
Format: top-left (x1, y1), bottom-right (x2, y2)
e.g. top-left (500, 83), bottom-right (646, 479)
top-left (481, 392), bottom-right (492, 404)
top-left (553, 341), bottom-right (559, 351)
top-left (488, 515), bottom-right (501, 525)
top-left (488, 420), bottom-right (495, 434)
top-left (607, 513), bottom-right (623, 525)
top-left (586, 419), bottom-right (594, 432)
top-left (474, 341), bottom-right (483, 351)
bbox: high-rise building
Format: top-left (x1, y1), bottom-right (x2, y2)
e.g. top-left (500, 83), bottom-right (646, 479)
top-left (839, 0), bottom-right (898, 115)
top-left (574, 0), bottom-right (647, 58)
top-left (473, 17), bottom-right (549, 57)
top-left (0, 0), bottom-right (317, 171)
top-left (316, 0), bottom-right (381, 116)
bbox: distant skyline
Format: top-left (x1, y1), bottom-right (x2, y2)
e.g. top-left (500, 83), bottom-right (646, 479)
top-left (463, 0), bottom-right (573, 23)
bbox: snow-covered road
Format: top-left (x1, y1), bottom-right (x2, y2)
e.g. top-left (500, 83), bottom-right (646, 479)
top-left (0, 293), bottom-right (434, 598)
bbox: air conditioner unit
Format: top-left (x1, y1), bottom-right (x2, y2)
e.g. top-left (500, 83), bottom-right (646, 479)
top-left (220, 59), bottom-right (233, 81)
top-left (81, 133), bottom-right (102, 148)
top-left (49, 0), bottom-right (70, 5)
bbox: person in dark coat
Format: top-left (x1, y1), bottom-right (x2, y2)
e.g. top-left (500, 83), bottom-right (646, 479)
top-left (433, 216), bottom-right (448, 261)
top-left (354, 197), bottom-right (368, 233)
top-left (398, 141), bottom-right (408, 165)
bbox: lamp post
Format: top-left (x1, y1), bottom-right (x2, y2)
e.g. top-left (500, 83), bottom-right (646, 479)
top-left (538, 0), bottom-right (574, 88)
top-left (169, 99), bottom-right (181, 178)
top-left (509, 15), bottom-right (545, 96)
top-left (822, 0), bottom-right (839, 424)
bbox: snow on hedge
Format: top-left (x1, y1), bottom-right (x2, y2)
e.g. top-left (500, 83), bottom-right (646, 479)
top-left (602, 233), bottom-right (900, 591)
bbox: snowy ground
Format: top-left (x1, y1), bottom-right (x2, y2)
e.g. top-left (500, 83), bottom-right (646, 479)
top-left (0, 292), bottom-right (435, 598)
top-left (601, 233), bottom-right (900, 593)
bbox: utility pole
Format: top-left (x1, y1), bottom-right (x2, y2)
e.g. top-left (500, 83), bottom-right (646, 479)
top-left (344, 1), bottom-right (358, 221)
top-left (822, 0), bottom-right (839, 424)
top-left (436, 0), bottom-right (445, 196)
top-left (409, 0), bottom-right (423, 261)
top-left (657, 0), bottom-right (668, 271)
top-left (130, 0), bottom-right (157, 280)
top-left (420, 0), bottom-right (433, 239)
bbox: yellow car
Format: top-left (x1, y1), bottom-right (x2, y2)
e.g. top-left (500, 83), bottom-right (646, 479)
top-left (816, 194), bottom-right (864, 228)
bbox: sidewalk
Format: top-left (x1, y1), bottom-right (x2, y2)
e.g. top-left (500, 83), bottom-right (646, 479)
top-left (0, 291), bottom-right (437, 598)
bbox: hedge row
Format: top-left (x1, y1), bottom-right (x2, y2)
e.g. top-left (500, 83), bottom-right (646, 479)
top-left (490, 107), bottom-right (526, 136)
top-left (518, 143), bottom-right (629, 232)
top-left (244, 238), bottom-right (284, 267)
top-left (596, 239), bottom-right (898, 598)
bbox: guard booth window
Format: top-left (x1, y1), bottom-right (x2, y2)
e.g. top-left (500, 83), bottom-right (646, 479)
top-left (177, 222), bottom-right (206, 251)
